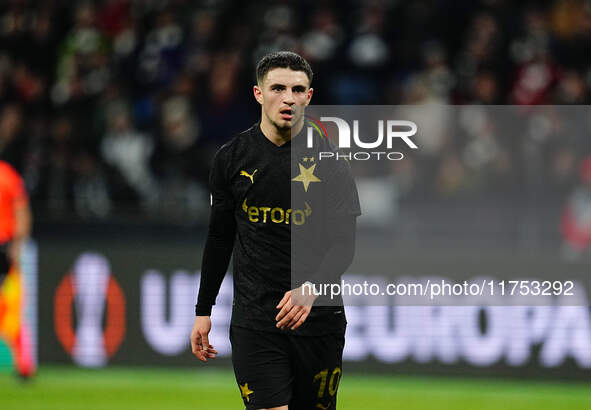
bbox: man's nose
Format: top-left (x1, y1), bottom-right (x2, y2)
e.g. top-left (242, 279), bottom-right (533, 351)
top-left (283, 89), bottom-right (295, 104)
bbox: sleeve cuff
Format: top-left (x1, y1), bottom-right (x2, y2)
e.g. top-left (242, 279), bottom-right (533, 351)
top-left (195, 304), bottom-right (212, 316)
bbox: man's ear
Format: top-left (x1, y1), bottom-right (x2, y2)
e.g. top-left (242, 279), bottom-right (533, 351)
top-left (253, 85), bottom-right (264, 105)
top-left (305, 87), bottom-right (314, 106)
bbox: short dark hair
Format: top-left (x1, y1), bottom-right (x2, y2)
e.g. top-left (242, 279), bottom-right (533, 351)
top-left (256, 51), bottom-right (313, 86)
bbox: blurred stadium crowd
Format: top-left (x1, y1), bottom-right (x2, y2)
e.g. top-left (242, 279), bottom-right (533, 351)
top-left (1, 0), bottom-right (591, 223)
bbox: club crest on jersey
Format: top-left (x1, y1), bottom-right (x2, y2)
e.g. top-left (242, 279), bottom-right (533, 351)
top-left (240, 169), bottom-right (258, 184)
top-left (242, 198), bottom-right (311, 225)
top-left (292, 161), bottom-right (321, 192)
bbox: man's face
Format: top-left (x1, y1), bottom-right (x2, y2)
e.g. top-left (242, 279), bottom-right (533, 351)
top-left (254, 68), bottom-right (313, 131)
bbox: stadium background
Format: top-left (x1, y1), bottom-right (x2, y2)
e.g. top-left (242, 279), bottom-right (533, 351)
top-left (2, 0), bottom-right (591, 409)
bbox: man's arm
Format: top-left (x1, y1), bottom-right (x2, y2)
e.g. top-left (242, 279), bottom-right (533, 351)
top-left (275, 215), bottom-right (357, 330)
top-left (276, 155), bottom-right (360, 330)
top-left (195, 209), bottom-right (236, 316)
top-left (191, 147), bottom-right (236, 362)
top-left (307, 215), bottom-right (356, 286)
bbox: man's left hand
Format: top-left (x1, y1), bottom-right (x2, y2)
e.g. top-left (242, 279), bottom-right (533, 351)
top-left (275, 286), bottom-right (318, 330)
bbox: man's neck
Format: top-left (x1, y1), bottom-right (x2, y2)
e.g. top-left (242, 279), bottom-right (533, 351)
top-left (260, 117), bottom-right (304, 147)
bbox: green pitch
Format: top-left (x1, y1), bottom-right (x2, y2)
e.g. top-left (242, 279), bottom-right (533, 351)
top-left (1, 365), bottom-right (591, 410)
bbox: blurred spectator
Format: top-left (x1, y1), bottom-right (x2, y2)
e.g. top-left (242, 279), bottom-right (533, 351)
top-left (469, 70), bottom-right (499, 104)
top-left (151, 94), bottom-right (206, 220)
top-left (510, 8), bottom-right (559, 105)
top-left (73, 151), bottom-right (111, 219)
top-left (301, 8), bottom-right (343, 63)
top-left (52, 2), bottom-right (109, 105)
top-left (0, 104), bottom-right (25, 170)
top-left (561, 156), bottom-right (591, 260)
top-left (184, 10), bottom-right (216, 77)
top-left (153, 95), bottom-right (198, 178)
top-left (137, 9), bottom-right (184, 88)
top-left (348, 3), bottom-right (390, 68)
top-left (100, 101), bottom-right (158, 209)
top-left (553, 70), bottom-right (588, 103)
top-left (44, 116), bottom-right (76, 217)
top-left (97, 0), bottom-right (131, 40)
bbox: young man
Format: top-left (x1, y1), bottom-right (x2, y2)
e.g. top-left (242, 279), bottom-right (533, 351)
top-left (191, 51), bottom-right (360, 410)
top-left (0, 160), bottom-right (35, 379)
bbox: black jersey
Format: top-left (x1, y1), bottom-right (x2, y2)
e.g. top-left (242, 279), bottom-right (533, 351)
top-left (197, 121), bottom-right (360, 335)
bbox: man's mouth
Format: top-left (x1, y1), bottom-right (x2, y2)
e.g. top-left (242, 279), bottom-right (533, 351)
top-left (280, 108), bottom-right (293, 120)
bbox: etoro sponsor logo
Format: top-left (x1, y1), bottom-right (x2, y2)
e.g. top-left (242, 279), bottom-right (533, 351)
top-left (241, 198), bottom-right (312, 225)
top-left (54, 252), bottom-right (126, 367)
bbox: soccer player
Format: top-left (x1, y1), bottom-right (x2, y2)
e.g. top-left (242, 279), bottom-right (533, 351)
top-left (0, 159), bottom-right (35, 379)
top-left (190, 51), bottom-right (360, 409)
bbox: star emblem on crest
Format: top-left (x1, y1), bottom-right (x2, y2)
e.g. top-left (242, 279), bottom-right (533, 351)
top-left (292, 163), bottom-right (321, 192)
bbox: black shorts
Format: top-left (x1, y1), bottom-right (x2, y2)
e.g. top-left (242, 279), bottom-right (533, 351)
top-left (230, 325), bottom-right (345, 410)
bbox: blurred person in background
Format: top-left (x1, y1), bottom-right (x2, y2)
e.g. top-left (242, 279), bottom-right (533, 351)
top-left (0, 159), bottom-right (34, 379)
top-left (44, 115), bottom-right (76, 217)
top-left (561, 156), bottom-right (591, 261)
top-left (72, 150), bottom-right (112, 219)
top-left (151, 93), bottom-right (206, 220)
top-left (100, 101), bottom-right (158, 211)
top-left (0, 104), bottom-right (25, 171)
top-left (52, 2), bottom-right (109, 105)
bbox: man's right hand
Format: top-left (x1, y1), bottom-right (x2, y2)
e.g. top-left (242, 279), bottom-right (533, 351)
top-left (190, 316), bottom-right (218, 362)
